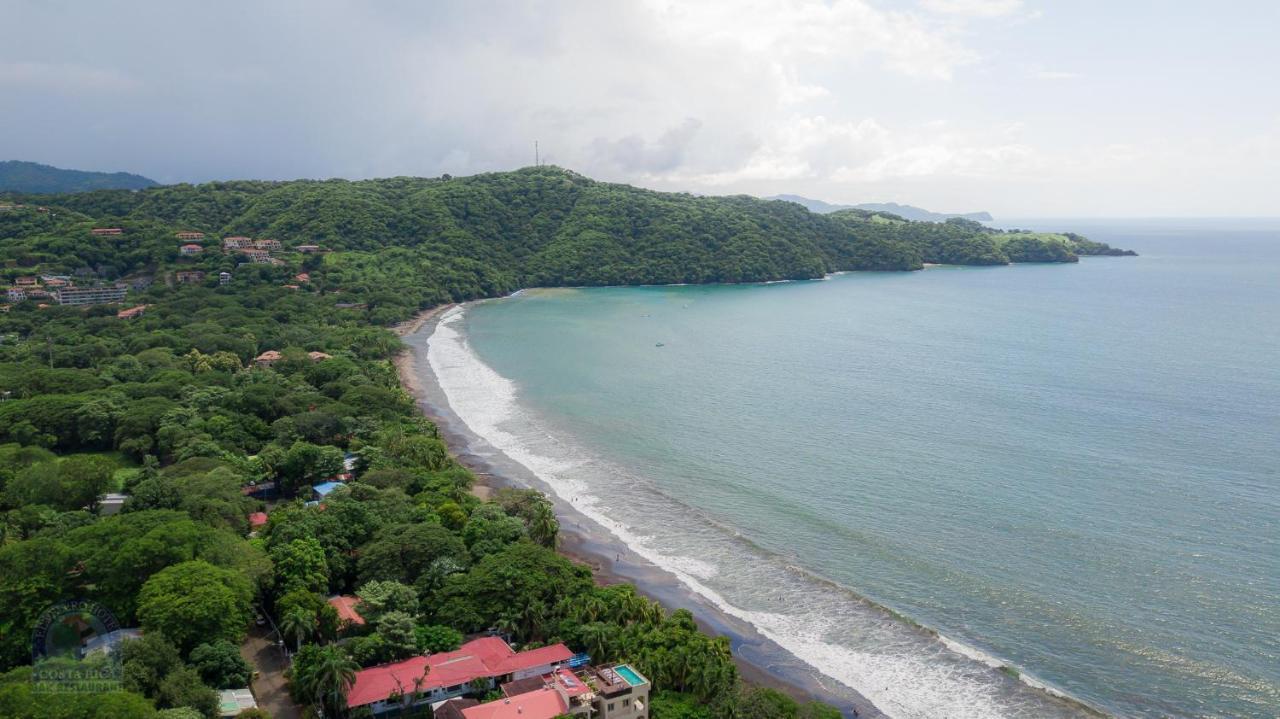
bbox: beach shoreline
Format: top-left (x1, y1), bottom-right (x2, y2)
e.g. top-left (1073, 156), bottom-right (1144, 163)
top-left (392, 304), bottom-right (884, 718)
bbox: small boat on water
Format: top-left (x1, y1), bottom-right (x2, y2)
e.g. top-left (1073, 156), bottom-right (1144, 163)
top-left (655, 342), bottom-right (665, 347)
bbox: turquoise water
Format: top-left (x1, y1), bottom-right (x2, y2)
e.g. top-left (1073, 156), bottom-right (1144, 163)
top-left (614, 664), bottom-right (646, 687)
top-left (427, 220), bottom-right (1280, 718)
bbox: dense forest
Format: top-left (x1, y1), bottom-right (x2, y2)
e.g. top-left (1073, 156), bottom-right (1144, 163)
top-left (0, 167), bottom-right (911, 718)
top-left (1, 166), bottom-right (1133, 325)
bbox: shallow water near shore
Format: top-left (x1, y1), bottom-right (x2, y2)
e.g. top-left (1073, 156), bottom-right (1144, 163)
top-left (423, 219), bottom-right (1280, 719)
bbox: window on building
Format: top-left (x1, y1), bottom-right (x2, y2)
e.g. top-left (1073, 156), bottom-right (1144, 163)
top-left (623, 699), bottom-right (630, 706)
top-left (608, 703), bottom-right (615, 711)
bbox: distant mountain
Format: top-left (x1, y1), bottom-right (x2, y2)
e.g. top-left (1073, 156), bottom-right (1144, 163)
top-left (0, 160), bottom-right (157, 193)
top-left (768, 194), bottom-right (993, 223)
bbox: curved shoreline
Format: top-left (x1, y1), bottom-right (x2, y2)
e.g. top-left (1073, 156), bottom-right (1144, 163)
top-left (393, 300), bottom-right (1112, 719)
top-left (394, 304), bottom-right (884, 717)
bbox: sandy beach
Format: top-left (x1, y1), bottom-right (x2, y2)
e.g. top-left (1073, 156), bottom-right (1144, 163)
top-left (392, 304), bottom-right (884, 718)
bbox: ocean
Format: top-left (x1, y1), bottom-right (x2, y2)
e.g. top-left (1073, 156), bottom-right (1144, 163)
top-left (420, 219), bottom-right (1280, 719)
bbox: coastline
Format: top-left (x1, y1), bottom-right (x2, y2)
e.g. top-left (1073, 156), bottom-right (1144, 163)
top-left (392, 304), bottom-right (884, 718)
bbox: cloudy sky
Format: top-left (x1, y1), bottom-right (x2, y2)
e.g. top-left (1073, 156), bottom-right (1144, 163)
top-left (2, 0), bottom-right (1276, 216)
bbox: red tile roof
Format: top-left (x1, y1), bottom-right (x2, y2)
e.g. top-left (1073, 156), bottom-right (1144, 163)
top-left (462, 688), bottom-right (568, 719)
top-left (328, 595), bottom-right (365, 626)
top-left (347, 637), bottom-right (572, 708)
top-left (248, 512), bottom-right (269, 528)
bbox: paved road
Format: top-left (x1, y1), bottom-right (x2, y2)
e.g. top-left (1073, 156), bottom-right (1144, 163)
top-left (241, 623), bottom-right (301, 719)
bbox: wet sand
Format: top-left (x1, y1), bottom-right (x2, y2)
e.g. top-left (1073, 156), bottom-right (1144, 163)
top-left (393, 305), bottom-right (883, 718)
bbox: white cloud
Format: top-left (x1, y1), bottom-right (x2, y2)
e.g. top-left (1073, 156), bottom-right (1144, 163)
top-left (919, 0), bottom-right (1024, 18)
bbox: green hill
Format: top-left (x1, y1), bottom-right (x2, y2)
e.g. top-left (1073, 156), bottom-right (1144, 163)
top-left (0, 160), bottom-right (157, 193)
top-left (1, 166), bottom-right (1133, 322)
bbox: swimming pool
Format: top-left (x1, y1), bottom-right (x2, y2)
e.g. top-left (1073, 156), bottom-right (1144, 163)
top-left (614, 664), bottom-right (647, 687)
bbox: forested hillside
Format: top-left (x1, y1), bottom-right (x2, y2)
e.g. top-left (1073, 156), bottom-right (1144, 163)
top-left (0, 161), bottom-right (157, 193)
top-left (1, 166), bottom-right (1133, 324)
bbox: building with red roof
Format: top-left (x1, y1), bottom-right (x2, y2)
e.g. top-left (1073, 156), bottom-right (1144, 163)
top-left (346, 637), bottom-right (572, 715)
top-left (463, 687), bottom-right (569, 719)
top-left (247, 512), bottom-right (269, 528)
top-left (116, 304), bottom-right (149, 320)
top-left (327, 595), bottom-right (365, 628)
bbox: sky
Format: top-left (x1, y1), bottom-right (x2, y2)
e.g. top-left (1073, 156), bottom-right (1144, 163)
top-left (2, 0), bottom-right (1277, 217)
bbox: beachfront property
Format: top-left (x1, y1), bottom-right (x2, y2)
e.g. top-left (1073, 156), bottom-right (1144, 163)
top-left (176, 231), bottom-right (205, 240)
top-left (180, 243), bottom-right (204, 255)
top-left (90, 227), bottom-right (123, 236)
top-left (175, 270), bottom-right (205, 284)
top-left (436, 663), bottom-right (651, 719)
top-left (54, 285), bottom-right (128, 306)
top-left (346, 636), bottom-right (573, 716)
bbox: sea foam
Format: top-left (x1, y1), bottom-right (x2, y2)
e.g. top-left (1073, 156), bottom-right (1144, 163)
top-left (426, 305), bottom-right (1094, 719)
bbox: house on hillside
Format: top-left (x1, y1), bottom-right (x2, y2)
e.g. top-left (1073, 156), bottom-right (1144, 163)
top-left (98, 493), bottom-right (129, 515)
top-left (54, 285), bottom-right (128, 306)
top-left (346, 637), bottom-right (573, 716)
top-left (254, 238), bottom-right (283, 252)
top-left (241, 248), bottom-right (272, 263)
top-left (253, 350), bottom-right (282, 367)
top-left (6, 287), bottom-right (25, 303)
top-left (219, 272), bottom-right (232, 286)
top-left (296, 244), bottom-right (321, 253)
top-left (14, 277), bottom-right (39, 287)
top-left (176, 231), bottom-right (205, 240)
top-left (180, 243), bottom-right (204, 255)
top-left (223, 236), bottom-right (254, 251)
top-left (90, 227), bottom-right (123, 236)
top-left (116, 304), bottom-right (149, 320)
top-left (175, 270), bottom-right (205, 284)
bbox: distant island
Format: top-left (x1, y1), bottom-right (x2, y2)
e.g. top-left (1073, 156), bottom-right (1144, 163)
top-left (0, 160), bottom-right (157, 194)
top-left (768, 193), bottom-right (994, 222)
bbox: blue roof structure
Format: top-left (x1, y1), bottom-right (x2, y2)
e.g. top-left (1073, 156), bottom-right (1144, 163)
top-left (312, 481), bottom-right (342, 497)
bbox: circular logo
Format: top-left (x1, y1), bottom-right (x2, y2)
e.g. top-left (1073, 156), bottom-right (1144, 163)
top-left (30, 599), bottom-right (125, 694)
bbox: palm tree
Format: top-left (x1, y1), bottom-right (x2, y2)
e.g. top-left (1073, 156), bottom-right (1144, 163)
top-left (520, 599), bottom-right (547, 641)
top-left (280, 607), bottom-right (316, 652)
top-left (579, 622), bottom-right (612, 663)
top-left (310, 644), bottom-right (358, 718)
top-left (576, 593), bottom-right (608, 624)
top-left (528, 503), bottom-right (559, 548)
